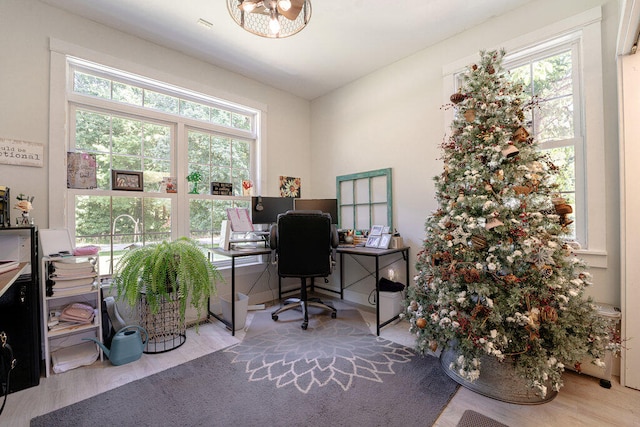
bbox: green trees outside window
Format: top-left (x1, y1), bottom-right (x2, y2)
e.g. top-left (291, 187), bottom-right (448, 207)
top-left (68, 59), bottom-right (259, 273)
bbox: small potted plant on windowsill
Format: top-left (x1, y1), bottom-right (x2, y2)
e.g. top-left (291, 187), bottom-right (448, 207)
top-left (112, 237), bottom-right (222, 351)
top-left (186, 171), bottom-right (203, 194)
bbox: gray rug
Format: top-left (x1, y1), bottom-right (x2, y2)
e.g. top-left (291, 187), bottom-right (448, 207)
top-left (31, 309), bottom-right (458, 427)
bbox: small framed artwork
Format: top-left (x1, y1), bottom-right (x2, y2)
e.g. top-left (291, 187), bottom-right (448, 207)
top-left (67, 152), bottom-right (97, 189)
top-left (370, 225), bottom-right (384, 236)
top-left (112, 170), bottom-right (143, 191)
top-left (378, 233), bottom-right (392, 249)
top-left (365, 235), bottom-right (381, 248)
top-left (382, 226), bottom-right (391, 234)
top-left (279, 175), bottom-right (301, 198)
top-left (161, 177), bottom-right (177, 193)
top-left (242, 180), bottom-right (253, 196)
top-left (211, 182), bottom-right (233, 196)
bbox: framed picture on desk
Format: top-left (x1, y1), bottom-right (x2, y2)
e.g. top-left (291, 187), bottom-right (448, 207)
top-left (365, 235), bottom-right (381, 248)
top-left (370, 225), bottom-right (384, 236)
top-left (378, 233), bottom-right (392, 249)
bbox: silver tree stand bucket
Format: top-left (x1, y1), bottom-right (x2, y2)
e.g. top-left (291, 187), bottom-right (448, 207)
top-left (440, 348), bottom-right (558, 404)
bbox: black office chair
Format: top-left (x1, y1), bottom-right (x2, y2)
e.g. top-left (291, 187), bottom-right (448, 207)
top-left (270, 210), bottom-right (338, 330)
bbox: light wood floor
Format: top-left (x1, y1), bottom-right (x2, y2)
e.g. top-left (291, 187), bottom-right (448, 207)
top-left (2, 301), bottom-right (639, 427)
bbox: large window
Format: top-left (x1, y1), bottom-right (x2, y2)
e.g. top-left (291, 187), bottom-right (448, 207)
top-left (64, 58), bottom-right (260, 274)
top-left (505, 39), bottom-right (583, 243)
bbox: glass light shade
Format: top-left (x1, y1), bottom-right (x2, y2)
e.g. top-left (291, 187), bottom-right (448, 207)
top-left (269, 13), bottom-right (281, 35)
top-left (278, 0), bottom-right (292, 11)
top-left (240, 1), bottom-right (258, 12)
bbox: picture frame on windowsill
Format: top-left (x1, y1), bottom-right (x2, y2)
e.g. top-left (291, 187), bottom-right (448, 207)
top-left (112, 170), bottom-right (143, 191)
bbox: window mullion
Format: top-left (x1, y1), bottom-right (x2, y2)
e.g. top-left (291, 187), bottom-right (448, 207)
top-left (175, 122), bottom-right (188, 239)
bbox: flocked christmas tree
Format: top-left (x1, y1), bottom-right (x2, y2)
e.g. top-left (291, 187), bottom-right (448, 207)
top-left (406, 49), bottom-right (617, 397)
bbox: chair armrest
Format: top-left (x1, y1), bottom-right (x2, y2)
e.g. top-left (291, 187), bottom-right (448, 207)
top-left (269, 224), bottom-right (278, 250)
top-left (330, 224), bottom-right (339, 248)
top-left (330, 224), bottom-right (338, 271)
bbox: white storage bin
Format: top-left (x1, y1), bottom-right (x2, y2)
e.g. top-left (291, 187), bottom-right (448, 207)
top-left (220, 292), bottom-right (249, 331)
top-left (379, 291), bottom-right (403, 323)
top-left (570, 303), bottom-right (621, 388)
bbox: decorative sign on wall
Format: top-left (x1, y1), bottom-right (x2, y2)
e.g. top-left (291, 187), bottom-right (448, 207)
top-left (0, 138), bottom-right (44, 167)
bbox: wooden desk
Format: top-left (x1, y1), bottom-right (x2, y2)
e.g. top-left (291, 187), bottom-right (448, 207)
top-left (209, 247), bottom-right (272, 336)
top-left (336, 246), bottom-right (410, 335)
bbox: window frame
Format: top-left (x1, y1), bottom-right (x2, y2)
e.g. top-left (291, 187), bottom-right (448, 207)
top-left (336, 168), bottom-right (393, 230)
top-left (49, 45), bottom-right (267, 274)
top-left (441, 7), bottom-right (607, 267)
top-left (503, 37), bottom-right (585, 245)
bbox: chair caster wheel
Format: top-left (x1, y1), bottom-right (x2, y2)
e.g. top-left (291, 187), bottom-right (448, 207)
top-left (331, 312), bottom-right (337, 319)
top-left (272, 314), bottom-right (278, 321)
top-left (301, 322), bottom-right (308, 330)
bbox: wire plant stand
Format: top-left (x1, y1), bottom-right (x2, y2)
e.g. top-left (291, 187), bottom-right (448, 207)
top-left (137, 292), bottom-right (186, 353)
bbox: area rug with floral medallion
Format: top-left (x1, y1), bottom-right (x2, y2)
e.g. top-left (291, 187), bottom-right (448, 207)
top-left (31, 309), bottom-right (458, 427)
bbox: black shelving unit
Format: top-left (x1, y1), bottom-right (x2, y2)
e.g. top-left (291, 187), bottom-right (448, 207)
top-left (0, 226), bottom-right (41, 392)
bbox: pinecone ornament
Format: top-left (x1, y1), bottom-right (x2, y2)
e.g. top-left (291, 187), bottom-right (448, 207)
top-left (450, 92), bottom-right (466, 104)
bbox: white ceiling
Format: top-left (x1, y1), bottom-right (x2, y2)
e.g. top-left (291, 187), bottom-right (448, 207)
top-left (39, 0), bottom-right (534, 100)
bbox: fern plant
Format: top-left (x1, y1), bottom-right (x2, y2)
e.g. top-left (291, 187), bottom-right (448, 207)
top-left (113, 237), bottom-right (222, 327)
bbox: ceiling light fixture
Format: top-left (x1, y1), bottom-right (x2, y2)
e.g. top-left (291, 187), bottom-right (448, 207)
top-left (227, 0), bottom-right (312, 39)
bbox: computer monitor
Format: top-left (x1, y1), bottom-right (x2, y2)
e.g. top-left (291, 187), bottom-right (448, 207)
top-left (251, 196), bottom-right (294, 225)
top-left (294, 198), bottom-right (339, 224)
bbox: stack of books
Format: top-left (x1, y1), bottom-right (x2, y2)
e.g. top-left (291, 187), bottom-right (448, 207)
top-left (46, 259), bottom-right (97, 297)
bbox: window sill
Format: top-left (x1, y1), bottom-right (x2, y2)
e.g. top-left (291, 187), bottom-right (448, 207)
top-left (574, 249), bottom-right (607, 269)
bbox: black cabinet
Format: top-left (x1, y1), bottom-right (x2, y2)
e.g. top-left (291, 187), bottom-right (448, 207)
top-left (0, 226), bottom-right (40, 393)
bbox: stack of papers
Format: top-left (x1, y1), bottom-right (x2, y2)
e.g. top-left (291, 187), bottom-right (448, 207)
top-left (47, 260), bottom-right (97, 296)
top-left (52, 260), bottom-right (96, 275)
top-left (0, 260), bottom-right (19, 275)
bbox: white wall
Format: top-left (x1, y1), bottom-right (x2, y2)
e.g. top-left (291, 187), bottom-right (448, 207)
top-left (311, 0), bottom-right (622, 307)
top-left (0, 0), bottom-right (311, 228)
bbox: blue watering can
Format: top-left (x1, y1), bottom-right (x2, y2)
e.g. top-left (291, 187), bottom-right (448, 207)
top-left (84, 325), bottom-right (148, 366)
